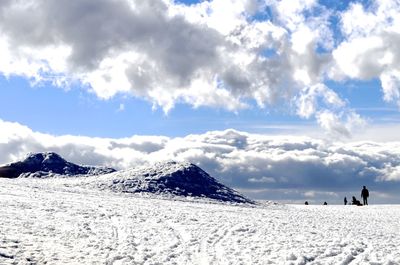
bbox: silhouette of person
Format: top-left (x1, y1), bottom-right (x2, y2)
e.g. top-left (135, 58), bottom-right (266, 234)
top-left (352, 196), bottom-right (362, 206)
top-left (323, 201), bottom-right (327, 205)
top-left (361, 186), bottom-right (369, 205)
top-left (305, 201), bottom-right (309, 205)
top-left (344, 197), bottom-right (347, 205)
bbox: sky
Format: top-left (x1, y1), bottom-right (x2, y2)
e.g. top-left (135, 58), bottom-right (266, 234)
top-left (1, 0), bottom-right (400, 203)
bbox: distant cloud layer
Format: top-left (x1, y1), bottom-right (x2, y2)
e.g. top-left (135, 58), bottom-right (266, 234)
top-left (1, 0), bottom-right (399, 136)
top-left (2, 119), bottom-right (400, 203)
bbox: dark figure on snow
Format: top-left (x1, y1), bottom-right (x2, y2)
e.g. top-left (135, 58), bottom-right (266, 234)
top-left (352, 196), bottom-right (362, 206)
top-left (361, 186), bottom-right (369, 205)
top-left (305, 201), bottom-right (309, 205)
top-left (323, 201), bottom-right (327, 205)
top-left (344, 197), bottom-right (347, 205)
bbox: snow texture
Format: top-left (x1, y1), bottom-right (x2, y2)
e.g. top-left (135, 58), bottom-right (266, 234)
top-left (0, 152), bottom-right (115, 178)
top-left (1, 178), bottom-right (399, 264)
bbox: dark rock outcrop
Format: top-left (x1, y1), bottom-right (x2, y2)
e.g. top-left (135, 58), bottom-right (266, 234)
top-left (0, 152), bottom-right (115, 178)
top-left (104, 161), bottom-right (253, 204)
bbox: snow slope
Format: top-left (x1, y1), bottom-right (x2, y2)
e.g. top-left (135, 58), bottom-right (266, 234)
top-left (1, 178), bottom-right (399, 265)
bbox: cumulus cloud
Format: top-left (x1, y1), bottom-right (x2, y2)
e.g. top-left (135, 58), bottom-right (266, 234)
top-left (6, 0), bottom-right (399, 136)
top-left (296, 84), bottom-right (345, 119)
top-left (330, 0), bottom-right (400, 107)
top-left (2, 119), bottom-right (400, 202)
top-left (316, 110), bottom-right (367, 139)
top-left (0, 0), bottom-right (266, 111)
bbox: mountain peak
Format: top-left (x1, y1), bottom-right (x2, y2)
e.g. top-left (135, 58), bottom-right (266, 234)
top-left (0, 154), bottom-right (252, 204)
top-left (23, 152), bottom-right (67, 165)
top-left (0, 152), bottom-right (115, 178)
top-left (100, 161), bottom-right (253, 204)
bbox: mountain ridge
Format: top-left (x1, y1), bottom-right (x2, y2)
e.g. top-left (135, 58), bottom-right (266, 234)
top-left (96, 161), bottom-right (253, 204)
top-left (0, 152), bottom-right (116, 178)
top-left (0, 153), bottom-right (253, 204)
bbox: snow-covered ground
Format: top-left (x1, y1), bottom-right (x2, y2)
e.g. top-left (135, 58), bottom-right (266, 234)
top-left (1, 178), bottom-right (399, 265)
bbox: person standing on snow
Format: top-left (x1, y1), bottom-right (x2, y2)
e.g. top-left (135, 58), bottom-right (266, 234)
top-left (361, 186), bottom-right (369, 205)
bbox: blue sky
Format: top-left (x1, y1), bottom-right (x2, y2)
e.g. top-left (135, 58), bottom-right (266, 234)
top-left (1, 0), bottom-right (400, 203)
top-left (0, 69), bottom-right (397, 138)
top-left (0, 75), bottom-right (313, 137)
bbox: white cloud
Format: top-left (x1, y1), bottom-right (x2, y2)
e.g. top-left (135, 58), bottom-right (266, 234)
top-left (2, 120), bottom-right (400, 202)
top-left (273, 0), bottom-right (318, 31)
top-left (2, 0), bottom-right (400, 140)
top-left (296, 84), bottom-right (345, 119)
top-left (248, 176), bottom-right (276, 183)
top-left (331, 0), bottom-right (400, 107)
top-left (377, 165), bottom-right (400, 181)
top-left (316, 110), bottom-right (367, 139)
top-left (303, 190), bottom-right (338, 198)
top-left (0, 0), bottom-right (383, 137)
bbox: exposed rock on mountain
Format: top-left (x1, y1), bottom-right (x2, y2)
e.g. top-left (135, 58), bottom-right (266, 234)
top-left (99, 161), bottom-right (253, 204)
top-left (0, 152), bottom-right (115, 178)
top-left (0, 153), bottom-right (252, 203)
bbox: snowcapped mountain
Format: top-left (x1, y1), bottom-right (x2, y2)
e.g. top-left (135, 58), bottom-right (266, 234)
top-left (0, 152), bottom-right (116, 178)
top-left (93, 161), bottom-right (253, 204)
top-left (0, 153), bottom-right (252, 203)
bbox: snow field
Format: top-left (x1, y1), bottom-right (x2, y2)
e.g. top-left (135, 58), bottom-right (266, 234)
top-left (1, 178), bottom-right (400, 265)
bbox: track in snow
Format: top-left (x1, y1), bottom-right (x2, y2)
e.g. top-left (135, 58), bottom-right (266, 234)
top-left (1, 178), bottom-right (399, 264)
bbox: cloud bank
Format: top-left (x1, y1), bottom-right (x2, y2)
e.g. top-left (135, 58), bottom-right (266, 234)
top-left (2, 119), bottom-right (400, 203)
top-left (1, 0), bottom-right (399, 136)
